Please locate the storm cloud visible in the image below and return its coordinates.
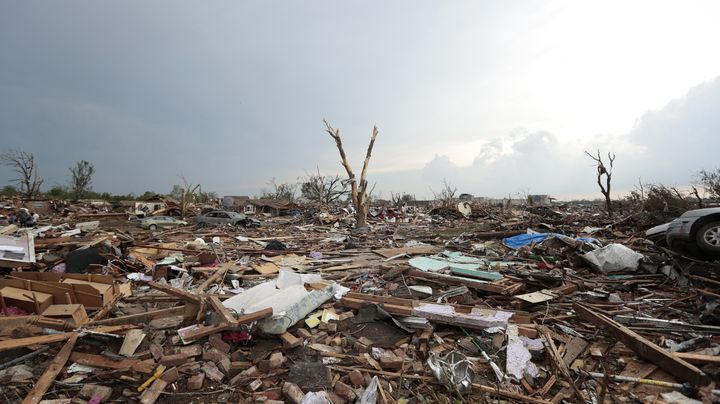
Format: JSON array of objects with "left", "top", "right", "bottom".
[{"left": 1, "top": 1, "right": 719, "bottom": 199}]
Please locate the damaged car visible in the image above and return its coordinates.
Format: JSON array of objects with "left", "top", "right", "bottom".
[
  {"left": 193, "top": 210, "right": 261, "bottom": 228},
  {"left": 646, "top": 207, "right": 720, "bottom": 257},
  {"left": 137, "top": 215, "right": 188, "bottom": 231}
]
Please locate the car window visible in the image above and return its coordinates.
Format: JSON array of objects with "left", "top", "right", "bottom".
[
  {"left": 218, "top": 213, "right": 230, "bottom": 218},
  {"left": 206, "top": 212, "right": 217, "bottom": 218}
]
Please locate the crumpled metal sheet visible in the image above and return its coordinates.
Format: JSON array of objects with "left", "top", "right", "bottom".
[{"left": 427, "top": 351, "right": 475, "bottom": 392}]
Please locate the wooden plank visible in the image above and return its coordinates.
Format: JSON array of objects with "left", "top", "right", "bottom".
[
  {"left": 538, "top": 326, "right": 584, "bottom": 400},
  {"left": 0, "top": 333, "right": 73, "bottom": 352},
  {"left": 252, "top": 262, "right": 279, "bottom": 275},
  {"left": 407, "top": 269, "right": 512, "bottom": 294},
  {"left": 22, "top": 333, "right": 78, "bottom": 404},
  {"left": 139, "top": 378, "right": 168, "bottom": 404},
  {"left": 196, "top": 261, "right": 234, "bottom": 292},
  {"left": 147, "top": 282, "right": 201, "bottom": 303},
  {"left": 562, "top": 337, "right": 589, "bottom": 366},
  {"left": 119, "top": 329, "right": 146, "bottom": 357},
  {"left": 87, "top": 306, "right": 185, "bottom": 326},
  {"left": 178, "top": 307, "right": 273, "bottom": 342},
  {"left": 69, "top": 352, "right": 155, "bottom": 374},
  {"left": 573, "top": 302, "right": 708, "bottom": 385},
  {"left": 675, "top": 352, "right": 720, "bottom": 365},
  {"left": 372, "top": 245, "right": 439, "bottom": 258},
  {"left": 208, "top": 295, "right": 238, "bottom": 325}
]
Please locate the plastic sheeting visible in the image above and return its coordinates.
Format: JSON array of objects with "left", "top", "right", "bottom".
[
  {"left": 582, "top": 243, "right": 644, "bottom": 273},
  {"left": 223, "top": 269, "right": 335, "bottom": 334}
]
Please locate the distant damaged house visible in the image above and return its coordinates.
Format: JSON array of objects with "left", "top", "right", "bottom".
[
  {"left": 223, "top": 196, "right": 299, "bottom": 216},
  {"left": 527, "top": 194, "right": 553, "bottom": 206},
  {"left": 116, "top": 194, "right": 181, "bottom": 217}
]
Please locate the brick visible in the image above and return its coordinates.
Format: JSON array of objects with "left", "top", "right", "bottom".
[
  {"left": 186, "top": 373, "right": 204, "bottom": 390},
  {"left": 296, "top": 328, "right": 312, "bottom": 339},
  {"left": 348, "top": 369, "right": 364, "bottom": 387},
  {"left": 178, "top": 344, "right": 203, "bottom": 357},
  {"left": 229, "top": 365, "right": 259, "bottom": 385},
  {"left": 281, "top": 332, "right": 302, "bottom": 349},
  {"left": 160, "top": 367, "right": 179, "bottom": 384},
  {"left": 309, "top": 331, "right": 327, "bottom": 342},
  {"left": 241, "top": 365, "right": 260, "bottom": 378},
  {"left": 218, "top": 357, "right": 231, "bottom": 375},
  {"left": 252, "top": 388, "right": 282, "bottom": 401},
  {"left": 159, "top": 354, "right": 189, "bottom": 367},
  {"left": 334, "top": 381, "right": 356, "bottom": 401},
  {"left": 177, "top": 361, "right": 201, "bottom": 373},
  {"left": 282, "top": 382, "right": 305, "bottom": 404},
  {"left": 327, "top": 392, "right": 348, "bottom": 404},
  {"left": 202, "top": 347, "right": 229, "bottom": 363},
  {"left": 149, "top": 344, "right": 163, "bottom": 361},
  {"left": 338, "top": 311, "right": 354, "bottom": 321},
  {"left": 249, "top": 378, "right": 262, "bottom": 391},
  {"left": 229, "top": 361, "right": 252, "bottom": 373},
  {"left": 208, "top": 334, "right": 231, "bottom": 354},
  {"left": 230, "top": 349, "right": 246, "bottom": 362},
  {"left": 201, "top": 361, "right": 225, "bottom": 383},
  {"left": 78, "top": 384, "right": 113, "bottom": 401}
]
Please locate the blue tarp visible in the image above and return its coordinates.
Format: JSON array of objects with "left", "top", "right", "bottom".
[{"left": 502, "top": 232, "right": 595, "bottom": 250}]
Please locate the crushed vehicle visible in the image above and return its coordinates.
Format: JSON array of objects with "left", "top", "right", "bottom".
[
  {"left": 646, "top": 207, "right": 720, "bottom": 257},
  {"left": 193, "top": 209, "right": 261, "bottom": 227},
  {"left": 136, "top": 215, "right": 188, "bottom": 230}
]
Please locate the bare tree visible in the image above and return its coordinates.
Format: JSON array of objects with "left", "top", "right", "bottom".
[
  {"left": 0, "top": 149, "right": 43, "bottom": 199},
  {"left": 698, "top": 168, "right": 720, "bottom": 200},
  {"left": 323, "top": 120, "right": 378, "bottom": 228},
  {"left": 261, "top": 178, "right": 297, "bottom": 201},
  {"left": 585, "top": 150, "right": 615, "bottom": 217},
  {"left": 301, "top": 168, "right": 348, "bottom": 206},
  {"left": 175, "top": 176, "right": 201, "bottom": 219},
  {"left": 390, "top": 192, "right": 415, "bottom": 208},
  {"left": 69, "top": 160, "right": 95, "bottom": 200},
  {"left": 691, "top": 186, "right": 704, "bottom": 208},
  {"left": 432, "top": 179, "right": 457, "bottom": 208}
]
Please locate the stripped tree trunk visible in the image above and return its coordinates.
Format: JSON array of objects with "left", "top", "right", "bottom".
[
  {"left": 323, "top": 120, "right": 379, "bottom": 228},
  {"left": 585, "top": 150, "right": 615, "bottom": 218}
]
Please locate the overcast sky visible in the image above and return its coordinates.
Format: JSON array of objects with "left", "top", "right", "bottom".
[{"left": 1, "top": 1, "right": 719, "bottom": 200}]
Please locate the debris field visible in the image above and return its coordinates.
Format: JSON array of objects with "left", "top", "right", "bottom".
[{"left": 0, "top": 200, "right": 719, "bottom": 404}]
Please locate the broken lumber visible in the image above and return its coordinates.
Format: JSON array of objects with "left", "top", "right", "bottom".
[
  {"left": 0, "top": 332, "right": 74, "bottom": 352},
  {"left": 574, "top": 302, "right": 708, "bottom": 385},
  {"left": 22, "top": 333, "right": 78, "bottom": 404},
  {"left": 69, "top": 352, "right": 155, "bottom": 374},
  {"left": 87, "top": 306, "right": 185, "bottom": 326}
]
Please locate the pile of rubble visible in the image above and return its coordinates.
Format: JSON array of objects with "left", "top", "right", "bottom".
[{"left": 0, "top": 202, "right": 719, "bottom": 404}]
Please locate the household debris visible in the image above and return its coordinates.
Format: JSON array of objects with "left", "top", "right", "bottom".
[{"left": 0, "top": 196, "right": 718, "bottom": 403}]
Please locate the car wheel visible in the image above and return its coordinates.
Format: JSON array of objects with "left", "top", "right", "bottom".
[
  {"left": 696, "top": 221, "right": 720, "bottom": 254},
  {"left": 149, "top": 224, "right": 157, "bottom": 231},
  {"left": 235, "top": 221, "right": 246, "bottom": 228}
]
